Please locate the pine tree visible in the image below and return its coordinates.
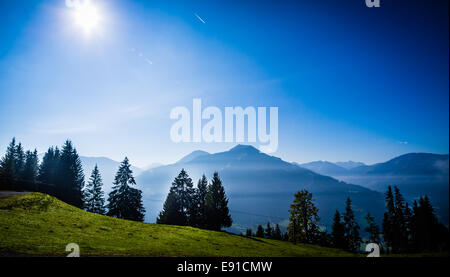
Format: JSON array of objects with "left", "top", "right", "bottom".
[
  {"left": 245, "top": 228, "right": 253, "bottom": 237},
  {"left": 394, "top": 186, "right": 410, "bottom": 252},
  {"left": 57, "top": 140, "right": 84, "bottom": 207},
  {"left": 413, "top": 196, "right": 435, "bottom": 251},
  {"left": 273, "top": 224, "right": 282, "bottom": 240},
  {"left": 331, "top": 210, "right": 346, "bottom": 249},
  {"left": 288, "top": 189, "right": 320, "bottom": 244},
  {"left": 0, "top": 138, "right": 18, "bottom": 185},
  {"left": 256, "top": 225, "right": 265, "bottom": 238},
  {"left": 157, "top": 190, "right": 184, "bottom": 224},
  {"left": 410, "top": 200, "right": 420, "bottom": 248},
  {"left": 205, "top": 172, "right": 232, "bottom": 230},
  {"left": 382, "top": 186, "right": 395, "bottom": 253},
  {"left": 107, "top": 157, "right": 145, "bottom": 222},
  {"left": 21, "top": 149, "right": 39, "bottom": 183},
  {"left": 14, "top": 142, "right": 25, "bottom": 178},
  {"left": 382, "top": 186, "right": 411, "bottom": 253},
  {"left": 404, "top": 202, "right": 413, "bottom": 249},
  {"left": 37, "top": 147, "right": 60, "bottom": 186},
  {"left": 197, "top": 175, "right": 208, "bottom": 224},
  {"left": 190, "top": 175, "right": 208, "bottom": 228},
  {"left": 157, "top": 169, "right": 195, "bottom": 226},
  {"left": 343, "top": 198, "right": 361, "bottom": 252},
  {"left": 410, "top": 196, "right": 449, "bottom": 252},
  {"left": 265, "top": 222, "right": 273, "bottom": 239},
  {"left": 364, "top": 213, "right": 380, "bottom": 244},
  {"left": 315, "top": 229, "right": 332, "bottom": 247},
  {"left": 175, "top": 169, "right": 195, "bottom": 222},
  {"left": 83, "top": 165, "right": 106, "bottom": 215}
]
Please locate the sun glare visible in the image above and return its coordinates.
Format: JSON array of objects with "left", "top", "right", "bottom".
[{"left": 72, "top": 0, "right": 101, "bottom": 35}]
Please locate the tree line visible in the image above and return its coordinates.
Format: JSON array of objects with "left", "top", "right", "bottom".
[
  {"left": 246, "top": 222, "right": 288, "bottom": 241},
  {"left": 157, "top": 169, "right": 232, "bottom": 231},
  {"left": 0, "top": 138, "right": 233, "bottom": 231},
  {"left": 0, "top": 138, "right": 145, "bottom": 222},
  {"left": 382, "top": 186, "right": 448, "bottom": 253},
  {"left": 1, "top": 137, "right": 448, "bottom": 252},
  {"left": 278, "top": 187, "right": 448, "bottom": 253}
]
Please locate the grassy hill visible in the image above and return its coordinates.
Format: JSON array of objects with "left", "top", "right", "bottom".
[{"left": 0, "top": 192, "right": 354, "bottom": 257}]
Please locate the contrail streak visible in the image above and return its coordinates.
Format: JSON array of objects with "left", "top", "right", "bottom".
[{"left": 194, "top": 13, "right": 206, "bottom": 24}]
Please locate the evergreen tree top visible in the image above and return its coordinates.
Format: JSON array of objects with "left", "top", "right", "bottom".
[
  {"left": 6, "top": 137, "right": 16, "bottom": 152},
  {"left": 4, "top": 138, "right": 16, "bottom": 158},
  {"left": 198, "top": 175, "right": 208, "bottom": 187},
  {"left": 89, "top": 164, "right": 103, "bottom": 183},
  {"left": 171, "top": 168, "right": 193, "bottom": 189},
  {"left": 61, "top": 140, "right": 74, "bottom": 152},
  {"left": 113, "top": 157, "right": 136, "bottom": 187}
]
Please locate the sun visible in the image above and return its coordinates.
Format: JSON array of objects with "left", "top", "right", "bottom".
[{"left": 72, "top": 0, "right": 101, "bottom": 35}]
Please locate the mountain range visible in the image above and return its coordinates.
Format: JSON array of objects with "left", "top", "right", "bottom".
[
  {"left": 334, "top": 161, "right": 366, "bottom": 170},
  {"left": 299, "top": 153, "right": 449, "bottom": 225},
  {"left": 60, "top": 147, "right": 448, "bottom": 234},
  {"left": 136, "top": 145, "right": 386, "bottom": 233}
]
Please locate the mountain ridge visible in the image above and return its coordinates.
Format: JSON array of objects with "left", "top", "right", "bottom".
[
  {"left": 136, "top": 145, "right": 386, "bottom": 233},
  {"left": 335, "top": 161, "right": 366, "bottom": 170},
  {"left": 297, "top": 152, "right": 449, "bottom": 225}
]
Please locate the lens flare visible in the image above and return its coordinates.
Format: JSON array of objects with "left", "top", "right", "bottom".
[{"left": 72, "top": 0, "right": 101, "bottom": 35}]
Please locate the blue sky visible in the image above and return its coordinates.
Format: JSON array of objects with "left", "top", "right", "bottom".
[{"left": 0, "top": 0, "right": 448, "bottom": 167}]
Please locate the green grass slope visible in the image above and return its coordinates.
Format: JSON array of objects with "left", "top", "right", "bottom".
[{"left": 0, "top": 192, "right": 354, "bottom": 257}]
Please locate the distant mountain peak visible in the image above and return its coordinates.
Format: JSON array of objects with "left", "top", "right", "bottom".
[
  {"left": 229, "top": 144, "right": 260, "bottom": 153},
  {"left": 393, "top": 152, "right": 449, "bottom": 159},
  {"left": 365, "top": 152, "right": 449, "bottom": 176},
  {"left": 299, "top": 160, "right": 349, "bottom": 176},
  {"left": 177, "top": 150, "right": 210, "bottom": 164},
  {"left": 335, "top": 161, "right": 366, "bottom": 170}
]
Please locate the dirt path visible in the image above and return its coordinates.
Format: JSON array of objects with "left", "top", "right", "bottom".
[{"left": 0, "top": 191, "right": 31, "bottom": 199}]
